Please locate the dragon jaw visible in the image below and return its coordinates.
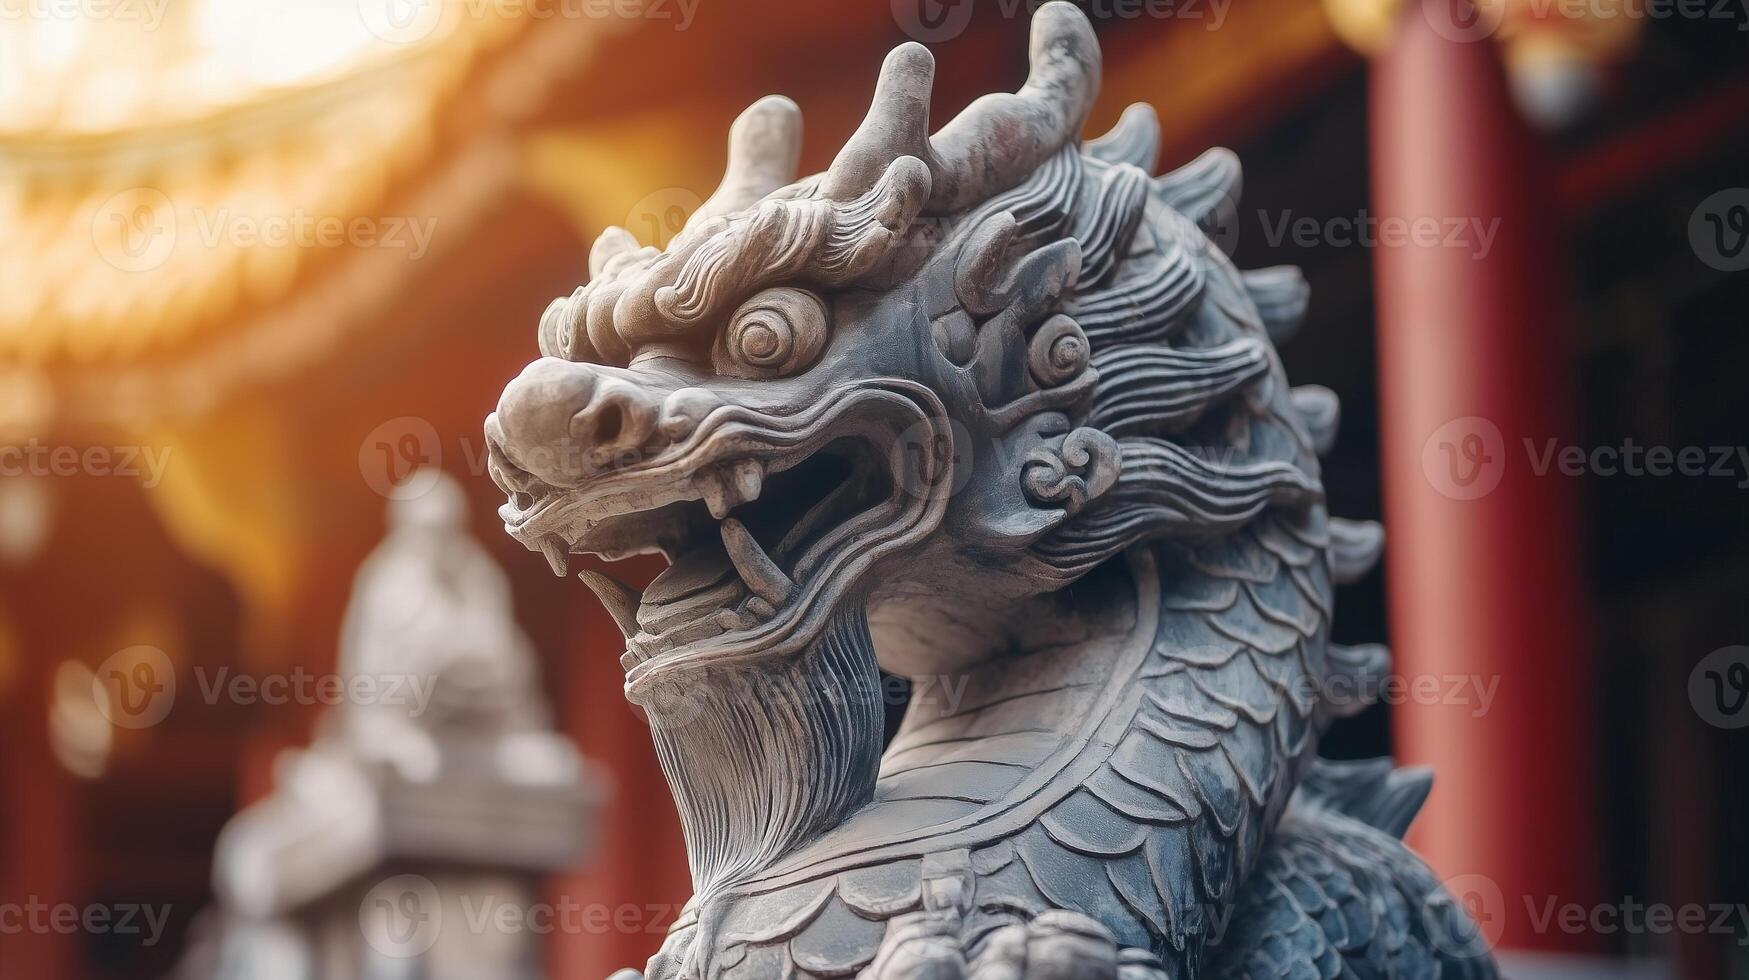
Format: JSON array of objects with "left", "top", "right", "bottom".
[{"left": 489, "top": 371, "right": 950, "bottom": 697}]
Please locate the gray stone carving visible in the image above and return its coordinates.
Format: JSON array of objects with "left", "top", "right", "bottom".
[
  {"left": 176, "top": 470, "right": 604, "bottom": 980},
  {"left": 484, "top": 5, "right": 1498, "bottom": 977}
]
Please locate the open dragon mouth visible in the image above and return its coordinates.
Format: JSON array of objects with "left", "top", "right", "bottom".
[{"left": 494, "top": 383, "right": 947, "bottom": 690}]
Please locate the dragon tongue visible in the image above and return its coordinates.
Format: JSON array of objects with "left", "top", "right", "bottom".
[
  {"left": 720, "top": 518, "right": 794, "bottom": 607},
  {"left": 645, "top": 538, "right": 735, "bottom": 605}
]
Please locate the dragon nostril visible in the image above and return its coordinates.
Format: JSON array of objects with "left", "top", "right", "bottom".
[{"left": 595, "top": 402, "right": 624, "bottom": 444}]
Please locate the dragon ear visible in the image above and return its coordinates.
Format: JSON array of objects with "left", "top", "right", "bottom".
[{"left": 684, "top": 95, "right": 804, "bottom": 234}]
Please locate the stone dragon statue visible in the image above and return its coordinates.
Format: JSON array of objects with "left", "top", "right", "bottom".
[{"left": 484, "top": 6, "right": 1497, "bottom": 977}]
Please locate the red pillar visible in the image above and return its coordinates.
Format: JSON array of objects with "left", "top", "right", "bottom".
[
  {"left": 0, "top": 659, "right": 81, "bottom": 977},
  {"left": 1370, "top": 0, "right": 1606, "bottom": 955}
]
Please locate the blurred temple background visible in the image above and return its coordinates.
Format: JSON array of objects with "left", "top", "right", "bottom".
[{"left": 0, "top": 0, "right": 1746, "bottom": 977}]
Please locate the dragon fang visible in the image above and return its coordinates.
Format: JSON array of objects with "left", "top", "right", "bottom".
[{"left": 485, "top": 5, "right": 1498, "bottom": 977}]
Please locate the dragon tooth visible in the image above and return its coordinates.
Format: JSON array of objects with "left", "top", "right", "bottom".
[
  {"left": 697, "top": 469, "right": 735, "bottom": 520},
  {"left": 730, "top": 459, "right": 764, "bottom": 503},
  {"left": 577, "top": 569, "right": 644, "bottom": 639},
  {"left": 540, "top": 536, "right": 570, "bottom": 577},
  {"left": 720, "top": 518, "right": 795, "bottom": 607}
]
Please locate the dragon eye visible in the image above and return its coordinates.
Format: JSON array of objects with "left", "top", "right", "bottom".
[{"left": 715, "top": 288, "right": 828, "bottom": 378}]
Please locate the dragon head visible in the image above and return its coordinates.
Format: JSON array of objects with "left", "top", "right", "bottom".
[{"left": 486, "top": 2, "right": 1323, "bottom": 891}]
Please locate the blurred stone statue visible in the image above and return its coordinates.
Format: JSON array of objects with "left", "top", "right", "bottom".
[{"left": 174, "top": 470, "right": 604, "bottom": 980}]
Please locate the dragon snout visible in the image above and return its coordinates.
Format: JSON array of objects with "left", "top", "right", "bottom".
[{"left": 489, "top": 356, "right": 722, "bottom": 490}]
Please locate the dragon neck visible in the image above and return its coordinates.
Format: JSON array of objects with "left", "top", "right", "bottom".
[
  {"left": 879, "top": 552, "right": 1149, "bottom": 783},
  {"left": 641, "top": 607, "right": 885, "bottom": 901}
]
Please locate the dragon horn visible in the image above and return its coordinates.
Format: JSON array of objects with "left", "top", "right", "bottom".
[
  {"left": 684, "top": 95, "right": 804, "bottom": 233},
  {"left": 924, "top": 0, "right": 1100, "bottom": 215},
  {"left": 823, "top": 1, "right": 1099, "bottom": 215},
  {"left": 821, "top": 41, "right": 938, "bottom": 201}
]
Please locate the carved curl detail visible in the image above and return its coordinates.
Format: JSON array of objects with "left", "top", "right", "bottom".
[
  {"left": 1027, "top": 315, "right": 1090, "bottom": 389},
  {"left": 1020, "top": 427, "right": 1120, "bottom": 517}
]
